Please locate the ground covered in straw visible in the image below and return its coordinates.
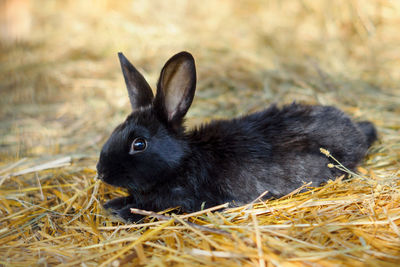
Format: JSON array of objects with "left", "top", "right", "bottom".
[{"left": 1, "top": 1, "right": 399, "bottom": 266}]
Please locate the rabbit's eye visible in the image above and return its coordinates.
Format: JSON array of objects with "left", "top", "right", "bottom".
[{"left": 130, "top": 137, "right": 147, "bottom": 154}]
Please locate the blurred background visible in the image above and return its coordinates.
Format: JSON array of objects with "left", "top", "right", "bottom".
[{"left": 1, "top": 0, "right": 399, "bottom": 165}]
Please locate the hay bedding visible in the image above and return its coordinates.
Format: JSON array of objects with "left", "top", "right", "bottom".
[
  {"left": 1, "top": 155, "right": 399, "bottom": 266},
  {"left": 1, "top": 0, "right": 400, "bottom": 266}
]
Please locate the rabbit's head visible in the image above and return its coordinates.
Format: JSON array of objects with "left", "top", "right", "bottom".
[{"left": 96, "top": 52, "right": 196, "bottom": 192}]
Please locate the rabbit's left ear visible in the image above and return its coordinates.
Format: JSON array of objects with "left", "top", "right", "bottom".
[
  {"left": 155, "top": 51, "right": 196, "bottom": 127},
  {"left": 118, "top": 52, "right": 154, "bottom": 110}
]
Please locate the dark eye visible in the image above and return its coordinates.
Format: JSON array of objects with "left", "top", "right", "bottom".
[{"left": 130, "top": 137, "right": 147, "bottom": 154}]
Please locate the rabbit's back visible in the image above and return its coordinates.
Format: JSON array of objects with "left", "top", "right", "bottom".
[{"left": 187, "top": 103, "right": 372, "bottom": 203}]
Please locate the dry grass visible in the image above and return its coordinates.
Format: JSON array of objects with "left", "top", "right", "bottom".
[{"left": 1, "top": 0, "right": 399, "bottom": 266}]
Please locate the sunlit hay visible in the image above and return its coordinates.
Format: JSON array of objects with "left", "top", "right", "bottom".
[
  {"left": 0, "top": 154, "right": 399, "bottom": 266},
  {"left": 1, "top": 0, "right": 400, "bottom": 266}
]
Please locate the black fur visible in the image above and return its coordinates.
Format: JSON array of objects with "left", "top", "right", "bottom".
[{"left": 97, "top": 51, "right": 377, "bottom": 222}]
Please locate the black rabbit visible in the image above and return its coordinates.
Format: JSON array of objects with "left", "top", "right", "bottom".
[{"left": 96, "top": 51, "right": 377, "bottom": 222}]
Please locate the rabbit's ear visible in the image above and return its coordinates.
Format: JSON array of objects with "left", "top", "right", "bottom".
[
  {"left": 118, "top": 52, "right": 154, "bottom": 110},
  {"left": 155, "top": 52, "right": 196, "bottom": 126}
]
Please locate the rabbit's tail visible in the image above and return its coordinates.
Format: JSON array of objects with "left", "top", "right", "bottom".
[{"left": 357, "top": 121, "right": 377, "bottom": 147}]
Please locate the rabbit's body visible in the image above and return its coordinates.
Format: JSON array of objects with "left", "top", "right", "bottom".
[
  {"left": 97, "top": 51, "right": 376, "bottom": 222},
  {"left": 185, "top": 104, "right": 374, "bottom": 204}
]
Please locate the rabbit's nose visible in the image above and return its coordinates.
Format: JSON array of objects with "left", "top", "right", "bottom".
[{"left": 96, "top": 162, "right": 104, "bottom": 180}]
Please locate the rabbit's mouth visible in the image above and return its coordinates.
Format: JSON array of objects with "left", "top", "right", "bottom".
[
  {"left": 96, "top": 172, "right": 123, "bottom": 187},
  {"left": 96, "top": 172, "right": 105, "bottom": 181},
  {"left": 97, "top": 171, "right": 156, "bottom": 193}
]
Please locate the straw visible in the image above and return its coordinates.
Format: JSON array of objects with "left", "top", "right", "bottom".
[{"left": 1, "top": 0, "right": 399, "bottom": 266}]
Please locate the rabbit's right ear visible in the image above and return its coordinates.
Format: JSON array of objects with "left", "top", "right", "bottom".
[
  {"left": 118, "top": 53, "right": 154, "bottom": 110},
  {"left": 155, "top": 52, "right": 196, "bottom": 128}
]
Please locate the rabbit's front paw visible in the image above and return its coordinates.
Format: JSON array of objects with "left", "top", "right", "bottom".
[
  {"left": 103, "top": 196, "right": 134, "bottom": 211},
  {"left": 114, "top": 206, "right": 145, "bottom": 223},
  {"left": 103, "top": 197, "right": 145, "bottom": 223}
]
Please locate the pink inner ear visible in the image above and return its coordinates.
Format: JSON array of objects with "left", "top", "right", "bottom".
[{"left": 163, "top": 60, "right": 192, "bottom": 121}]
